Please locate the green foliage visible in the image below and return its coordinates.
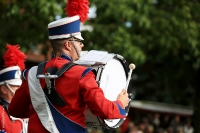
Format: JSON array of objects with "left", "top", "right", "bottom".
[
  {"left": 0, "top": 0, "right": 65, "bottom": 51},
  {"left": 85, "top": 0, "right": 200, "bottom": 106},
  {"left": 1, "top": 0, "right": 200, "bottom": 106}
]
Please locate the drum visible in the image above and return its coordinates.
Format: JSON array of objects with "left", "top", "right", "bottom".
[{"left": 80, "top": 53, "right": 129, "bottom": 129}]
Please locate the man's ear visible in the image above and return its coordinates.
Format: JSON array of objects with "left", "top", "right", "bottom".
[
  {"left": 64, "top": 41, "right": 71, "bottom": 51},
  {"left": 0, "top": 85, "right": 7, "bottom": 95}
]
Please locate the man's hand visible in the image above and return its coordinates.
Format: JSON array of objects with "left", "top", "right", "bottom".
[{"left": 116, "top": 89, "right": 129, "bottom": 107}]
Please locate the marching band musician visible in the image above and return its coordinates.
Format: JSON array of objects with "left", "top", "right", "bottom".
[
  {"left": 8, "top": 0, "right": 129, "bottom": 133},
  {"left": 0, "top": 44, "right": 27, "bottom": 133}
]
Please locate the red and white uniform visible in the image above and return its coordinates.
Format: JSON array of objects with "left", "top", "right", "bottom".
[
  {"left": 0, "top": 98, "right": 23, "bottom": 133},
  {"left": 8, "top": 54, "right": 126, "bottom": 133}
]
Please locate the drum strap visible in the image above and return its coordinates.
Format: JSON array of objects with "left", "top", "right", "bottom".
[
  {"left": 37, "top": 62, "right": 76, "bottom": 107},
  {"left": 37, "top": 62, "right": 76, "bottom": 78}
]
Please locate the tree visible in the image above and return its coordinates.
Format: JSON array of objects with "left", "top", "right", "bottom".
[
  {"left": 86, "top": 0, "right": 200, "bottom": 105},
  {"left": 0, "top": 0, "right": 65, "bottom": 52}
]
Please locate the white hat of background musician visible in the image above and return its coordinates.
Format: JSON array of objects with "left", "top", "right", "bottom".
[
  {"left": 47, "top": 0, "right": 90, "bottom": 41},
  {"left": 0, "top": 44, "right": 27, "bottom": 87},
  {"left": 0, "top": 66, "right": 21, "bottom": 86}
]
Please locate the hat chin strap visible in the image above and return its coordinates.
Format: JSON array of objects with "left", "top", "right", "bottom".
[
  {"left": 4, "top": 81, "right": 15, "bottom": 94},
  {"left": 70, "top": 36, "right": 80, "bottom": 58}
]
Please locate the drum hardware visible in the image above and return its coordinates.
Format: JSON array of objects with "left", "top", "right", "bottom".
[
  {"left": 96, "top": 65, "right": 104, "bottom": 82},
  {"left": 126, "top": 93, "right": 134, "bottom": 115},
  {"left": 115, "top": 54, "right": 126, "bottom": 64},
  {"left": 37, "top": 73, "right": 58, "bottom": 78},
  {"left": 114, "top": 55, "right": 129, "bottom": 78},
  {"left": 38, "top": 72, "right": 59, "bottom": 94},
  {"left": 115, "top": 54, "right": 124, "bottom": 60},
  {"left": 105, "top": 119, "right": 113, "bottom": 122},
  {"left": 86, "top": 122, "right": 107, "bottom": 129},
  {"left": 96, "top": 81, "right": 100, "bottom": 86}
]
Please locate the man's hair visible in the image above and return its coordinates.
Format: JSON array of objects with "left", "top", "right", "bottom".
[{"left": 50, "top": 38, "right": 68, "bottom": 52}]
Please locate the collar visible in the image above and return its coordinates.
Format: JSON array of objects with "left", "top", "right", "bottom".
[
  {"left": 51, "top": 53, "right": 72, "bottom": 62},
  {"left": 0, "top": 97, "right": 10, "bottom": 109}
]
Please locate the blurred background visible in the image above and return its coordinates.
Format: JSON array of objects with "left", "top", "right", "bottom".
[{"left": 0, "top": 0, "right": 200, "bottom": 133}]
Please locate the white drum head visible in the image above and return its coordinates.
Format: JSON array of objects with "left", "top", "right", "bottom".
[{"left": 99, "top": 58, "right": 127, "bottom": 127}]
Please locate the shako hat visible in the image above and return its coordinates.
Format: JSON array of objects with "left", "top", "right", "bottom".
[
  {"left": 48, "top": 0, "right": 90, "bottom": 40},
  {"left": 0, "top": 44, "right": 27, "bottom": 86}
]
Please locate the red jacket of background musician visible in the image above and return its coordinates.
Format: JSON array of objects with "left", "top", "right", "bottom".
[
  {"left": 8, "top": 56, "right": 126, "bottom": 133},
  {"left": 0, "top": 106, "right": 23, "bottom": 133}
]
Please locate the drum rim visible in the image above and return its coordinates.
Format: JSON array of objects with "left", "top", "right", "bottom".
[
  {"left": 85, "top": 54, "right": 131, "bottom": 129},
  {"left": 100, "top": 54, "right": 130, "bottom": 128}
]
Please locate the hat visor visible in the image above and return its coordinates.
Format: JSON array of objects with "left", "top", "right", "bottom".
[
  {"left": 5, "top": 79, "right": 22, "bottom": 86},
  {"left": 49, "top": 32, "right": 84, "bottom": 40},
  {"left": 73, "top": 33, "right": 84, "bottom": 40}
]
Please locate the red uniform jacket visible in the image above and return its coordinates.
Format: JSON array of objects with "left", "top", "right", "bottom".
[
  {"left": 8, "top": 54, "right": 126, "bottom": 133},
  {"left": 0, "top": 102, "right": 23, "bottom": 133}
]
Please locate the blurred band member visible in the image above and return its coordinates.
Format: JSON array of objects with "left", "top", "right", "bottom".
[{"left": 0, "top": 44, "right": 27, "bottom": 133}]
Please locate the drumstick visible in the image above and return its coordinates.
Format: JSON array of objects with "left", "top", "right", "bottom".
[{"left": 125, "top": 63, "right": 136, "bottom": 90}]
